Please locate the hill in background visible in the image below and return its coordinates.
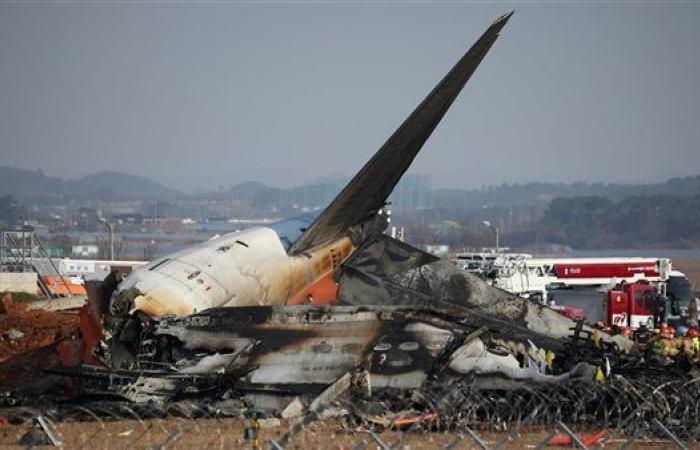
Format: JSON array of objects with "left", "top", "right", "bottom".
[{"left": 0, "top": 167, "right": 182, "bottom": 203}]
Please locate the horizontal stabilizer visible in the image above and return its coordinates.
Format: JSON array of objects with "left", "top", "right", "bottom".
[{"left": 289, "top": 12, "right": 512, "bottom": 255}]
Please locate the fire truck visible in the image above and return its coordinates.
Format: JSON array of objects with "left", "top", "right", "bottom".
[
  {"left": 489, "top": 257, "right": 673, "bottom": 297},
  {"left": 606, "top": 281, "right": 659, "bottom": 329},
  {"left": 484, "top": 256, "right": 695, "bottom": 329}
]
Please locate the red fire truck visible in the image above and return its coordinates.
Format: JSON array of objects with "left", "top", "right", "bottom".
[
  {"left": 606, "top": 281, "right": 658, "bottom": 329},
  {"left": 486, "top": 256, "right": 694, "bottom": 330},
  {"left": 547, "top": 279, "right": 690, "bottom": 331},
  {"left": 547, "top": 268, "right": 694, "bottom": 330}
]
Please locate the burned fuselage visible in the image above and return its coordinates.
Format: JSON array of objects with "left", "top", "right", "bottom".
[
  {"left": 91, "top": 304, "right": 603, "bottom": 405},
  {"left": 110, "top": 225, "right": 354, "bottom": 319}
]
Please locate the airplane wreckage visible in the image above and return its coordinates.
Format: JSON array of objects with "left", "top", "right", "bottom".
[{"left": 33, "top": 12, "right": 700, "bottom": 432}]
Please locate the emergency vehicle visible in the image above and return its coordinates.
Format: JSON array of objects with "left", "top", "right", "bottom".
[{"left": 477, "top": 255, "right": 695, "bottom": 330}]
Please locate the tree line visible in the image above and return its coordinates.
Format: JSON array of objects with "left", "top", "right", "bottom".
[{"left": 542, "top": 194, "right": 700, "bottom": 248}]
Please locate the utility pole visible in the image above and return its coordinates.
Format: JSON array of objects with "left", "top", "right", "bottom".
[
  {"left": 482, "top": 220, "right": 499, "bottom": 253},
  {"left": 100, "top": 217, "right": 114, "bottom": 260}
]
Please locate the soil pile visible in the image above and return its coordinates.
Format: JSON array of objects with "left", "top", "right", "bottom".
[{"left": 0, "top": 295, "right": 79, "bottom": 389}]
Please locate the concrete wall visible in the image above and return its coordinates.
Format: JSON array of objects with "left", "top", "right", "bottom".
[{"left": 0, "top": 272, "right": 37, "bottom": 294}]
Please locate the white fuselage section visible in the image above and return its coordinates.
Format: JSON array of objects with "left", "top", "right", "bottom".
[{"left": 114, "top": 226, "right": 353, "bottom": 318}]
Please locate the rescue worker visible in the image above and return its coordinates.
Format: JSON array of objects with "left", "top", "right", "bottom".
[
  {"left": 635, "top": 323, "right": 651, "bottom": 344},
  {"left": 650, "top": 328, "right": 665, "bottom": 357},
  {"left": 652, "top": 326, "right": 680, "bottom": 358},
  {"left": 658, "top": 296, "right": 671, "bottom": 325},
  {"left": 675, "top": 326, "right": 694, "bottom": 359},
  {"left": 687, "top": 327, "right": 700, "bottom": 361},
  {"left": 620, "top": 326, "right": 632, "bottom": 340}
]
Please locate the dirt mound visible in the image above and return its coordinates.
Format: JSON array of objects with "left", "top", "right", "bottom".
[{"left": 0, "top": 295, "right": 79, "bottom": 389}]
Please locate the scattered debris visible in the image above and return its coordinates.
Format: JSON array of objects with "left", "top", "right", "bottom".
[
  {"left": 19, "top": 415, "right": 62, "bottom": 447},
  {"left": 548, "top": 429, "right": 608, "bottom": 447},
  {"left": 2, "top": 329, "right": 23, "bottom": 342},
  {"left": 281, "top": 397, "right": 304, "bottom": 419},
  {"left": 259, "top": 418, "right": 281, "bottom": 429}
]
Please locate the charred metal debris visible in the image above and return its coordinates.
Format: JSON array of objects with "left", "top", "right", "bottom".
[
  {"left": 0, "top": 305, "right": 697, "bottom": 444},
  {"left": 31, "top": 299, "right": 700, "bottom": 436},
  {"left": 12, "top": 236, "right": 699, "bottom": 437}
]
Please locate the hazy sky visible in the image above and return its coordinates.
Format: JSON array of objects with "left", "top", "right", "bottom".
[{"left": 1, "top": 2, "right": 699, "bottom": 192}]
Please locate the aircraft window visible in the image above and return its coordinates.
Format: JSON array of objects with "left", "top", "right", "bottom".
[
  {"left": 187, "top": 270, "right": 201, "bottom": 280},
  {"left": 235, "top": 240, "right": 249, "bottom": 247}
]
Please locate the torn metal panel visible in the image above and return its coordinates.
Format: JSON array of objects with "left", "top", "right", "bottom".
[
  {"left": 91, "top": 304, "right": 589, "bottom": 406},
  {"left": 448, "top": 339, "right": 595, "bottom": 383},
  {"left": 337, "top": 235, "right": 633, "bottom": 352},
  {"left": 151, "top": 306, "right": 462, "bottom": 388}
]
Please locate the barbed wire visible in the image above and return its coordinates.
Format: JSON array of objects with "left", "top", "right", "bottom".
[{"left": 1, "top": 373, "right": 698, "bottom": 448}]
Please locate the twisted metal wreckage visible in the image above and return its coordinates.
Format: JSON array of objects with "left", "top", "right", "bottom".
[{"left": 21, "top": 12, "right": 700, "bottom": 438}]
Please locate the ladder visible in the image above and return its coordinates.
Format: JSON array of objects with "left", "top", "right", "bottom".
[
  {"left": 33, "top": 234, "right": 73, "bottom": 297},
  {"left": 3, "top": 233, "right": 54, "bottom": 298},
  {"left": 2, "top": 231, "right": 73, "bottom": 299}
]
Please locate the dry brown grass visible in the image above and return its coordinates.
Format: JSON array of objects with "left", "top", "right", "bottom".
[
  {"left": 0, "top": 417, "right": 679, "bottom": 449},
  {"left": 674, "top": 259, "right": 700, "bottom": 293}
]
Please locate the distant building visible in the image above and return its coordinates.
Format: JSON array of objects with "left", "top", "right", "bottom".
[
  {"left": 424, "top": 244, "right": 450, "bottom": 257},
  {"left": 112, "top": 213, "right": 144, "bottom": 225},
  {"left": 72, "top": 244, "right": 99, "bottom": 258},
  {"left": 75, "top": 207, "right": 100, "bottom": 231},
  {"left": 390, "top": 175, "right": 434, "bottom": 210}
]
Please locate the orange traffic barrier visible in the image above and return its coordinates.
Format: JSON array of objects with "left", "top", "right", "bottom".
[
  {"left": 41, "top": 276, "right": 87, "bottom": 297},
  {"left": 548, "top": 429, "right": 608, "bottom": 446},
  {"left": 393, "top": 413, "right": 439, "bottom": 428}
]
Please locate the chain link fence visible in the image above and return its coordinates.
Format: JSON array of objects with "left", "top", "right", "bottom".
[{"left": 3, "top": 373, "right": 698, "bottom": 449}]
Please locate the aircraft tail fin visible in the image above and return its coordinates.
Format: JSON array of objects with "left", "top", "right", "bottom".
[{"left": 289, "top": 12, "right": 512, "bottom": 255}]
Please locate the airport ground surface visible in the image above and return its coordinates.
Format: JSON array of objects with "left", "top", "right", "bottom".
[{"left": 0, "top": 417, "right": 692, "bottom": 449}]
